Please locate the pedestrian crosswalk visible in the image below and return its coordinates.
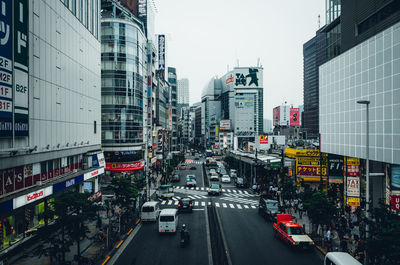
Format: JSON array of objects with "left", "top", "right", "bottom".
[
  {"left": 173, "top": 185, "right": 253, "bottom": 196},
  {"left": 158, "top": 199, "right": 257, "bottom": 210},
  {"left": 184, "top": 160, "right": 203, "bottom": 165}
]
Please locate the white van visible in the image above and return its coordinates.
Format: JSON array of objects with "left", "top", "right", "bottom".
[
  {"left": 141, "top": 201, "right": 160, "bottom": 222},
  {"left": 324, "top": 252, "right": 362, "bottom": 265},
  {"left": 158, "top": 208, "right": 178, "bottom": 233}
]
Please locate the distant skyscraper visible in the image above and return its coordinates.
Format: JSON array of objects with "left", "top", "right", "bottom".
[{"left": 177, "top": 79, "right": 189, "bottom": 105}]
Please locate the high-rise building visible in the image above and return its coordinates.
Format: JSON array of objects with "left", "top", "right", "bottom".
[
  {"left": 168, "top": 67, "right": 178, "bottom": 151},
  {"left": 101, "top": 0, "right": 148, "bottom": 176},
  {"left": 303, "top": 28, "right": 327, "bottom": 139},
  {"left": 0, "top": 0, "right": 104, "bottom": 251},
  {"left": 319, "top": 0, "right": 400, "bottom": 208},
  {"left": 177, "top": 79, "right": 189, "bottom": 105}
]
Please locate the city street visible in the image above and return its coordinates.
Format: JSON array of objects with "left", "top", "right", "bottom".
[{"left": 112, "top": 157, "right": 322, "bottom": 265}]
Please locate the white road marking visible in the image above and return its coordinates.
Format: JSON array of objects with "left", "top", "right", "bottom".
[
  {"left": 232, "top": 190, "right": 237, "bottom": 193},
  {"left": 196, "top": 187, "right": 199, "bottom": 190},
  {"left": 192, "top": 209, "right": 205, "bottom": 211},
  {"left": 208, "top": 202, "right": 211, "bottom": 205},
  {"left": 251, "top": 205, "right": 256, "bottom": 209},
  {"left": 243, "top": 205, "right": 249, "bottom": 209},
  {"left": 175, "top": 196, "right": 181, "bottom": 200},
  {"left": 168, "top": 200, "right": 173, "bottom": 205},
  {"left": 238, "top": 190, "right": 243, "bottom": 194},
  {"left": 161, "top": 201, "right": 166, "bottom": 205},
  {"left": 201, "top": 187, "right": 204, "bottom": 191},
  {"left": 222, "top": 203, "right": 227, "bottom": 208},
  {"left": 236, "top": 204, "right": 242, "bottom": 209},
  {"left": 222, "top": 189, "right": 226, "bottom": 192},
  {"left": 172, "top": 197, "right": 178, "bottom": 201},
  {"left": 174, "top": 201, "right": 179, "bottom": 205},
  {"left": 243, "top": 191, "right": 249, "bottom": 194},
  {"left": 229, "top": 204, "right": 235, "bottom": 208},
  {"left": 201, "top": 202, "right": 205, "bottom": 206},
  {"left": 215, "top": 202, "right": 220, "bottom": 207},
  {"left": 226, "top": 189, "right": 231, "bottom": 193},
  {"left": 195, "top": 201, "right": 199, "bottom": 206}
]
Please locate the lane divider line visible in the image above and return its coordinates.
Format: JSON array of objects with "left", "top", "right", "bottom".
[
  {"left": 115, "top": 240, "right": 124, "bottom": 249},
  {"left": 136, "top": 218, "right": 140, "bottom": 225},
  {"left": 315, "top": 244, "right": 327, "bottom": 255},
  {"left": 127, "top": 228, "right": 133, "bottom": 235},
  {"left": 101, "top": 256, "right": 110, "bottom": 265}
]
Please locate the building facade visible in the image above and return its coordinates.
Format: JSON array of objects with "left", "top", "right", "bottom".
[
  {"left": 168, "top": 67, "right": 178, "bottom": 151},
  {"left": 100, "top": 0, "right": 148, "bottom": 177},
  {"left": 0, "top": 0, "right": 104, "bottom": 251},
  {"left": 320, "top": 0, "right": 400, "bottom": 209},
  {"left": 303, "top": 28, "right": 327, "bottom": 139}
]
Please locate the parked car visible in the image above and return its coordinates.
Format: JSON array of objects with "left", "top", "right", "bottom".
[
  {"left": 208, "top": 183, "right": 222, "bottom": 196},
  {"left": 234, "top": 177, "right": 246, "bottom": 188},
  {"left": 221, "top": 175, "right": 231, "bottom": 183},
  {"left": 258, "top": 197, "right": 280, "bottom": 221},
  {"left": 171, "top": 174, "right": 180, "bottom": 182},
  {"left": 178, "top": 198, "right": 193, "bottom": 212}
]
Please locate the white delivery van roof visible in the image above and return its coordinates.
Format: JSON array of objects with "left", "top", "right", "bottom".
[
  {"left": 325, "top": 252, "right": 362, "bottom": 265},
  {"left": 160, "top": 208, "right": 178, "bottom": 216},
  {"left": 142, "top": 201, "right": 159, "bottom": 208}
]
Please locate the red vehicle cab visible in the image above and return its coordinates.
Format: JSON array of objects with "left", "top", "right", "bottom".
[{"left": 273, "top": 214, "right": 314, "bottom": 249}]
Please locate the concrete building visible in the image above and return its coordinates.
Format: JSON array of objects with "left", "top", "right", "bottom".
[
  {"left": 263, "top": 119, "right": 273, "bottom": 134},
  {"left": 0, "top": 0, "right": 104, "bottom": 252},
  {"left": 168, "top": 67, "right": 178, "bottom": 151},
  {"left": 319, "top": 0, "right": 400, "bottom": 208},
  {"left": 101, "top": 0, "right": 148, "bottom": 177}
]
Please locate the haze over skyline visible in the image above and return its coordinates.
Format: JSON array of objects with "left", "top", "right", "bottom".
[{"left": 155, "top": 0, "right": 325, "bottom": 119}]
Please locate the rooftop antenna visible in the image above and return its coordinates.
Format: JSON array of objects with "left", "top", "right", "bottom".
[{"left": 318, "top": 14, "right": 321, "bottom": 29}]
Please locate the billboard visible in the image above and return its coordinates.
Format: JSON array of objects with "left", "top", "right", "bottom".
[
  {"left": 234, "top": 68, "right": 263, "bottom": 89},
  {"left": 345, "top": 157, "right": 360, "bottom": 177},
  {"left": 258, "top": 135, "right": 270, "bottom": 150},
  {"left": 290, "top": 108, "right": 300, "bottom": 127},
  {"left": 234, "top": 96, "right": 254, "bottom": 109},
  {"left": 347, "top": 177, "right": 360, "bottom": 197},
  {"left": 219, "top": 120, "right": 231, "bottom": 131},
  {"left": 158, "top": 34, "right": 165, "bottom": 70},
  {"left": 296, "top": 150, "right": 328, "bottom": 177},
  {"left": 273, "top": 106, "right": 280, "bottom": 127},
  {"left": 280, "top": 105, "right": 290, "bottom": 126},
  {"left": 391, "top": 165, "right": 400, "bottom": 190},
  {"left": 328, "top": 154, "right": 344, "bottom": 183},
  {"left": 392, "top": 195, "right": 400, "bottom": 211},
  {"left": 0, "top": 0, "right": 13, "bottom": 137}
]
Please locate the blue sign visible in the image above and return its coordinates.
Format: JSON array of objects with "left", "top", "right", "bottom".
[
  {"left": 53, "top": 175, "right": 84, "bottom": 193},
  {"left": 158, "top": 35, "right": 165, "bottom": 70},
  {"left": 392, "top": 165, "right": 400, "bottom": 190},
  {"left": 0, "top": 0, "right": 13, "bottom": 137}
]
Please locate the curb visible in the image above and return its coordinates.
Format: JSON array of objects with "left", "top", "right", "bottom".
[
  {"left": 100, "top": 218, "right": 141, "bottom": 265},
  {"left": 315, "top": 244, "right": 327, "bottom": 255}
]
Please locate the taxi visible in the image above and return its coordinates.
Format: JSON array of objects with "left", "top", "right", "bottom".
[{"left": 273, "top": 214, "right": 314, "bottom": 249}]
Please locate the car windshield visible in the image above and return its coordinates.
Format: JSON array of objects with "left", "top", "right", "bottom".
[
  {"left": 160, "top": 216, "right": 175, "bottom": 222},
  {"left": 267, "top": 203, "right": 279, "bottom": 210},
  {"left": 288, "top": 226, "right": 305, "bottom": 235},
  {"left": 142, "top": 206, "right": 154, "bottom": 212},
  {"left": 181, "top": 200, "right": 191, "bottom": 205},
  {"left": 210, "top": 184, "right": 220, "bottom": 189},
  {"left": 237, "top": 178, "right": 244, "bottom": 183}
]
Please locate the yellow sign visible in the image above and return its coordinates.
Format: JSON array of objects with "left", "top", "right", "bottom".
[
  {"left": 346, "top": 157, "right": 360, "bottom": 165},
  {"left": 285, "top": 148, "right": 327, "bottom": 158},
  {"left": 288, "top": 168, "right": 293, "bottom": 177},
  {"left": 347, "top": 197, "right": 360, "bottom": 206},
  {"left": 148, "top": 152, "right": 152, "bottom": 158},
  {"left": 215, "top": 125, "right": 219, "bottom": 137}
]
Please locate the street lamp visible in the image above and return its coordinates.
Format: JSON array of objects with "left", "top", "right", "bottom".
[{"left": 357, "top": 100, "right": 370, "bottom": 241}]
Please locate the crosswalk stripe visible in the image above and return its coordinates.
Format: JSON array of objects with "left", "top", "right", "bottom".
[
  {"left": 243, "top": 205, "right": 249, "bottom": 209},
  {"left": 227, "top": 189, "right": 231, "bottom": 192},
  {"left": 161, "top": 201, "right": 166, "bottom": 205},
  {"left": 187, "top": 196, "right": 195, "bottom": 199},
  {"left": 201, "top": 202, "right": 205, "bottom": 206},
  {"left": 229, "top": 204, "right": 235, "bottom": 208},
  {"left": 196, "top": 187, "right": 199, "bottom": 190},
  {"left": 195, "top": 201, "right": 199, "bottom": 206},
  {"left": 232, "top": 190, "right": 237, "bottom": 193},
  {"left": 236, "top": 204, "right": 242, "bottom": 209},
  {"left": 215, "top": 202, "right": 220, "bottom": 207},
  {"left": 201, "top": 187, "right": 204, "bottom": 191},
  {"left": 168, "top": 201, "right": 173, "bottom": 205},
  {"left": 172, "top": 197, "right": 177, "bottom": 201},
  {"left": 175, "top": 196, "right": 181, "bottom": 200},
  {"left": 251, "top": 205, "right": 256, "bottom": 209},
  {"left": 190, "top": 187, "right": 194, "bottom": 190},
  {"left": 222, "top": 189, "right": 226, "bottom": 192},
  {"left": 174, "top": 201, "right": 179, "bottom": 205},
  {"left": 238, "top": 190, "right": 243, "bottom": 194},
  {"left": 222, "top": 203, "right": 227, "bottom": 208},
  {"left": 243, "top": 191, "right": 249, "bottom": 194},
  {"left": 208, "top": 202, "right": 211, "bottom": 205}
]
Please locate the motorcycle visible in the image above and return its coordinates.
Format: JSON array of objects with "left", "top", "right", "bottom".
[{"left": 180, "top": 226, "right": 190, "bottom": 247}]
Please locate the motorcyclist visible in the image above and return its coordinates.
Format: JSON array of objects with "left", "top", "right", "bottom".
[{"left": 180, "top": 224, "right": 189, "bottom": 241}]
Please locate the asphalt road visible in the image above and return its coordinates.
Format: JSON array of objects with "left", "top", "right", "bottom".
[{"left": 112, "top": 155, "right": 322, "bottom": 265}]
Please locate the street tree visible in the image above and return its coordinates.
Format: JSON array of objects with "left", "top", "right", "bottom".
[
  {"left": 302, "top": 191, "right": 337, "bottom": 227},
  {"left": 281, "top": 179, "right": 297, "bottom": 201},
  {"left": 111, "top": 177, "right": 139, "bottom": 210},
  {"left": 367, "top": 200, "right": 400, "bottom": 265}
]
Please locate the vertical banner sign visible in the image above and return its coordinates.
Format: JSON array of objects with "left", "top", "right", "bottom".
[
  {"left": 290, "top": 108, "right": 300, "bottom": 127},
  {"left": 13, "top": 0, "right": 29, "bottom": 137},
  {"left": 158, "top": 34, "right": 165, "bottom": 70},
  {"left": 391, "top": 165, "right": 400, "bottom": 190},
  {"left": 146, "top": 42, "right": 152, "bottom": 146},
  {"left": 0, "top": 0, "right": 13, "bottom": 137}
]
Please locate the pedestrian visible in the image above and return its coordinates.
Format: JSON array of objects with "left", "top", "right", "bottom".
[
  {"left": 294, "top": 198, "right": 299, "bottom": 213},
  {"left": 326, "top": 227, "right": 333, "bottom": 251},
  {"left": 352, "top": 223, "right": 360, "bottom": 242},
  {"left": 298, "top": 201, "right": 303, "bottom": 219},
  {"left": 252, "top": 184, "right": 257, "bottom": 194}
]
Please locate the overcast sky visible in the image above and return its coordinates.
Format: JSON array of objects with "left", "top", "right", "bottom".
[{"left": 154, "top": 0, "right": 325, "bottom": 119}]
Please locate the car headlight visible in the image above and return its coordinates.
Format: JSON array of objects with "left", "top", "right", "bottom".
[{"left": 266, "top": 211, "right": 271, "bottom": 214}]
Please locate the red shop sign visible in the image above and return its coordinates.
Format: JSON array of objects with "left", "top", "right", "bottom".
[
  {"left": 392, "top": 195, "right": 400, "bottom": 211},
  {"left": 105, "top": 160, "right": 145, "bottom": 171}
]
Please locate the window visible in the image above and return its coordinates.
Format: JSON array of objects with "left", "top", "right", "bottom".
[
  {"left": 94, "top": 120, "right": 97, "bottom": 134},
  {"left": 79, "top": 0, "right": 83, "bottom": 21},
  {"left": 64, "top": 0, "right": 69, "bottom": 8},
  {"left": 71, "top": 0, "right": 76, "bottom": 15},
  {"left": 90, "top": 0, "right": 94, "bottom": 33},
  {"left": 85, "top": 0, "right": 89, "bottom": 28}
]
